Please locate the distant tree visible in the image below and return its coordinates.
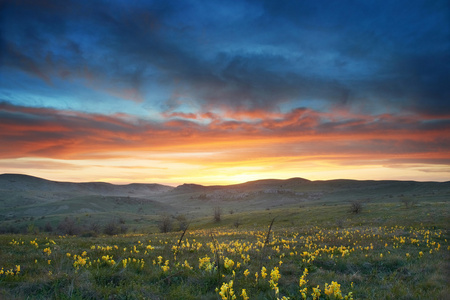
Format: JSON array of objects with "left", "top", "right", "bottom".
[
  {"left": 349, "top": 201, "right": 363, "bottom": 214},
  {"left": 198, "top": 194, "right": 209, "bottom": 200},
  {"left": 214, "top": 207, "right": 221, "bottom": 222},
  {"left": 103, "top": 220, "right": 120, "bottom": 235},
  {"left": 120, "top": 224, "right": 128, "bottom": 234},
  {"left": 27, "top": 223, "right": 37, "bottom": 234},
  {"left": 158, "top": 214, "right": 173, "bottom": 233},
  {"left": 336, "top": 219, "right": 345, "bottom": 228},
  {"left": 44, "top": 222, "right": 53, "bottom": 232},
  {"left": 400, "top": 197, "right": 416, "bottom": 208},
  {"left": 175, "top": 214, "right": 189, "bottom": 231},
  {"left": 103, "top": 220, "right": 119, "bottom": 236},
  {"left": 103, "top": 219, "right": 127, "bottom": 235},
  {"left": 57, "top": 217, "right": 80, "bottom": 235},
  {"left": 89, "top": 222, "right": 101, "bottom": 234}
]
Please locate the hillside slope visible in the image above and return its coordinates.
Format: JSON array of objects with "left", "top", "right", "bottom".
[{"left": 1, "top": 173, "right": 449, "bottom": 233}]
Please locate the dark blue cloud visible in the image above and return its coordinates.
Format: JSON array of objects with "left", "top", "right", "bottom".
[{"left": 0, "top": 0, "right": 448, "bottom": 117}]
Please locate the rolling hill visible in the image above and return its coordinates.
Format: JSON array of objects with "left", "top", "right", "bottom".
[{"left": 0, "top": 173, "right": 449, "bottom": 233}]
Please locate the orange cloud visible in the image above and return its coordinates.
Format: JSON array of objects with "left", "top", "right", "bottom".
[{"left": 1, "top": 102, "right": 449, "bottom": 184}]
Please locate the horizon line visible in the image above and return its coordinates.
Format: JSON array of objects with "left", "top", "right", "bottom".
[{"left": 1, "top": 172, "right": 448, "bottom": 188}]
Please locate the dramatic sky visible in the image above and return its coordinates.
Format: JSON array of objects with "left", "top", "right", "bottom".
[{"left": 1, "top": 0, "right": 449, "bottom": 185}]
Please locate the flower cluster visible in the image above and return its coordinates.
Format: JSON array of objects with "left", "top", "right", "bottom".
[
  {"left": 43, "top": 247, "right": 52, "bottom": 256},
  {"left": 269, "top": 267, "right": 281, "bottom": 296},
  {"left": 0, "top": 265, "right": 20, "bottom": 276},
  {"left": 101, "top": 255, "right": 115, "bottom": 266},
  {"left": 0, "top": 223, "right": 447, "bottom": 299},
  {"left": 199, "top": 255, "right": 213, "bottom": 272},
  {"left": 224, "top": 257, "right": 235, "bottom": 269},
  {"left": 216, "top": 280, "right": 236, "bottom": 300}
]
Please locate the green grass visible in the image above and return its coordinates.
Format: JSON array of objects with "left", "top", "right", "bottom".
[{"left": 1, "top": 198, "right": 449, "bottom": 299}]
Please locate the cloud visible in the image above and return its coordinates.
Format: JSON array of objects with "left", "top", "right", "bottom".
[
  {"left": 1, "top": 102, "right": 448, "bottom": 169},
  {"left": 2, "top": 0, "right": 448, "bottom": 118}
]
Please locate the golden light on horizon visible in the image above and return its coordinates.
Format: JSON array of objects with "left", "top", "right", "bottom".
[{"left": 1, "top": 154, "right": 448, "bottom": 186}]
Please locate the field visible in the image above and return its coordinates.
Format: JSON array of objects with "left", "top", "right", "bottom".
[
  {"left": 0, "top": 175, "right": 449, "bottom": 299},
  {"left": 1, "top": 204, "right": 449, "bottom": 299}
]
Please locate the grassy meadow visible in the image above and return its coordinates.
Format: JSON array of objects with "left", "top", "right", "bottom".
[
  {"left": 1, "top": 199, "right": 449, "bottom": 300},
  {"left": 1, "top": 175, "right": 449, "bottom": 299}
]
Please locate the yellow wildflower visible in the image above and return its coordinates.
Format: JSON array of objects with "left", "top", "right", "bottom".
[
  {"left": 324, "top": 281, "right": 343, "bottom": 299},
  {"left": 312, "top": 286, "right": 321, "bottom": 300},
  {"left": 224, "top": 257, "right": 235, "bottom": 269},
  {"left": 43, "top": 247, "right": 52, "bottom": 256},
  {"left": 261, "top": 266, "right": 267, "bottom": 279},
  {"left": 243, "top": 269, "right": 250, "bottom": 277},
  {"left": 241, "top": 289, "right": 249, "bottom": 300}
]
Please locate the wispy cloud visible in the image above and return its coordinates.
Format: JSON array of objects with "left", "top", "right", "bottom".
[{"left": 1, "top": 102, "right": 448, "bottom": 164}]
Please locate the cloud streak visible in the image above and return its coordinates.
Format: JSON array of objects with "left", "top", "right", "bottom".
[{"left": 1, "top": 102, "right": 448, "bottom": 164}]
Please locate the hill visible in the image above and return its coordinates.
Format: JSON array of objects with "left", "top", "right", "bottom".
[
  {"left": 0, "top": 174, "right": 449, "bottom": 299},
  {"left": 0, "top": 173, "right": 173, "bottom": 196},
  {"left": 0, "top": 173, "right": 449, "bottom": 234}
]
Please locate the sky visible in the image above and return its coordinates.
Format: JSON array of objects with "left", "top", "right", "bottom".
[{"left": 0, "top": 0, "right": 449, "bottom": 186}]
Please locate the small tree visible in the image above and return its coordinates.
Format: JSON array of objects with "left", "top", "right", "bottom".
[
  {"left": 349, "top": 201, "right": 363, "bottom": 214},
  {"left": 44, "top": 222, "right": 53, "bottom": 233},
  {"left": 89, "top": 222, "right": 101, "bottom": 234},
  {"left": 27, "top": 223, "right": 37, "bottom": 234},
  {"left": 175, "top": 214, "right": 189, "bottom": 231},
  {"left": 158, "top": 214, "right": 173, "bottom": 233},
  {"left": 57, "top": 217, "right": 80, "bottom": 235},
  {"left": 214, "top": 207, "right": 221, "bottom": 222},
  {"left": 103, "top": 220, "right": 121, "bottom": 235},
  {"left": 400, "top": 197, "right": 416, "bottom": 208}
]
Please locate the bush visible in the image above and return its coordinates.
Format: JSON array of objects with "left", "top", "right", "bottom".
[
  {"left": 400, "top": 197, "right": 416, "bottom": 208},
  {"left": 214, "top": 207, "right": 221, "bottom": 222},
  {"left": 349, "top": 201, "right": 363, "bottom": 214},
  {"left": 57, "top": 217, "right": 81, "bottom": 235},
  {"left": 89, "top": 222, "right": 101, "bottom": 234},
  {"left": 175, "top": 214, "right": 188, "bottom": 231},
  {"left": 103, "top": 219, "right": 127, "bottom": 235},
  {"left": 158, "top": 214, "right": 173, "bottom": 233},
  {"left": 27, "top": 223, "right": 38, "bottom": 234},
  {"left": 43, "top": 222, "right": 53, "bottom": 232}
]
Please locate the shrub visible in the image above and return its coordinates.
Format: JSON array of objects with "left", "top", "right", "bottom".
[
  {"left": 214, "top": 207, "right": 221, "bottom": 222},
  {"left": 57, "top": 217, "right": 81, "bottom": 235},
  {"left": 400, "top": 197, "right": 416, "bottom": 208},
  {"left": 43, "top": 222, "right": 53, "bottom": 232},
  {"left": 103, "top": 219, "right": 127, "bottom": 235},
  {"left": 175, "top": 214, "right": 189, "bottom": 231},
  {"left": 89, "top": 222, "right": 101, "bottom": 234},
  {"left": 158, "top": 214, "right": 173, "bottom": 233},
  {"left": 27, "top": 223, "right": 38, "bottom": 234},
  {"left": 349, "top": 201, "right": 363, "bottom": 214}
]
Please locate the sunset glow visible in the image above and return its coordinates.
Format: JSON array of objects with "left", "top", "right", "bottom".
[{"left": 1, "top": 1, "right": 449, "bottom": 185}]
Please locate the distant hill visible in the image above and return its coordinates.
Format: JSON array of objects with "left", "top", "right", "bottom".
[
  {"left": 171, "top": 177, "right": 311, "bottom": 193},
  {"left": 0, "top": 173, "right": 174, "bottom": 196},
  {"left": 1, "top": 173, "right": 449, "bottom": 234}
]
